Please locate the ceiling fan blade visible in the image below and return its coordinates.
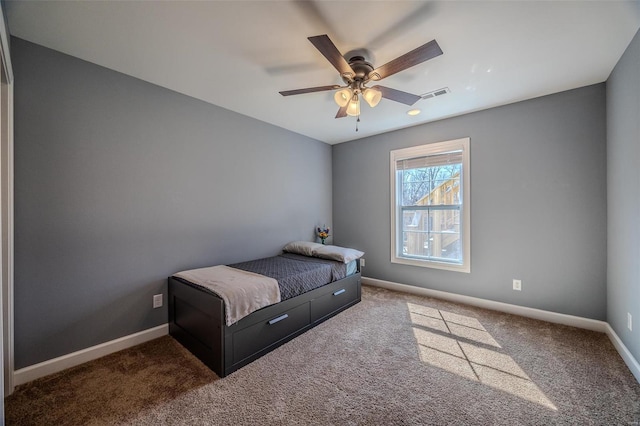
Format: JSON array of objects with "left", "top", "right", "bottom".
[
  {"left": 335, "top": 105, "right": 348, "bottom": 118},
  {"left": 373, "top": 85, "right": 421, "bottom": 106},
  {"left": 265, "top": 62, "right": 318, "bottom": 76},
  {"left": 366, "top": 3, "right": 437, "bottom": 50},
  {"left": 308, "top": 35, "right": 356, "bottom": 79},
  {"left": 368, "top": 40, "right": 443, "bottom": 81},
  {"left": 293, "top": 1, "right": 340, "bottom": 43},
  {"left": 279, "top": 85, "right": 341, "bottom": 96}
]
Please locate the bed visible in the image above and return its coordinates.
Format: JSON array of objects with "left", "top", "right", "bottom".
[{"left": 168, "top": 242, "right": 363, "bottom": 377}]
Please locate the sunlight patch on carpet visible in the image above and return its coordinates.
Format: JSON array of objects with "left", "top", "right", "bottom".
[{"left": 408, "top": 303, "right": 557, "bottom": 411}]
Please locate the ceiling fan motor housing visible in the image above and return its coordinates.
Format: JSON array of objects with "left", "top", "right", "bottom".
[{"left": 343, "top": 56, "right": 374, "bottom": 84}]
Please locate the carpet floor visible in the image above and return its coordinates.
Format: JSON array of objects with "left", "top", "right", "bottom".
[{"left": 5, "top": 285, "right": 640, "bottom": 425}]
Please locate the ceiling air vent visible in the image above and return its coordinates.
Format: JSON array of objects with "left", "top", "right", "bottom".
[{"left": 420, "top": 87, "right": 450, "bottom": 100}]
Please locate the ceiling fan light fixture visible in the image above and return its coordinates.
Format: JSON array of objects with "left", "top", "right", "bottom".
[
  {"left": 363, "top": 87, "right": 382, "bottom": 108},
  {"left": 346, "top": 94, "right": 360, "bottom": 117},
  {"left": 334, "top": 88, "right": 352, "bottom": 107}
]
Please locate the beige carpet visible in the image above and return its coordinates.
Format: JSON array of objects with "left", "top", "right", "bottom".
[{"left": 5, "top": 285, "right": 640, "bottom": 425}]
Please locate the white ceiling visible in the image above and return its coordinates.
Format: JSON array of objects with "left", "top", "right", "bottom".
[{"left": 6, "top": 1, "right": 640, "bottom": 144}]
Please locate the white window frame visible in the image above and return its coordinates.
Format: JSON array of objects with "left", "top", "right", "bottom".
[{"left": 390, "top": 138, "right": 470, "bottom": 273}]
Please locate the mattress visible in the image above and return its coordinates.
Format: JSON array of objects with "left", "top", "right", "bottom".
[{"left": 228, "top": 253, "right": 354, "bottom": 300}]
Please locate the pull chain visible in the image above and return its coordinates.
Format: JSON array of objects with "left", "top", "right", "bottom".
[{"left": 356, "top": 114, "right": 360, "bottom": 132}]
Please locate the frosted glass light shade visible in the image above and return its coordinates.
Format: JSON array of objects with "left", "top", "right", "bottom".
[
  {"left": 334, "top": 88, "right": 352, "bottom": 107},
  {"left": 363, "top": 87, "right": 382, "bottom": 107},
  {"left": 346, "top": 95, "right": 360, "bottom": 116}
]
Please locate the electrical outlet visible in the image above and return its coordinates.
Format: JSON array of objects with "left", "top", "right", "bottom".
[
  {"left": 628, "top": 312, "right": 633, "bottom": 331},
  {"left": 360, "top": 258, "right": 365, "bottom": 267},
  {"left": 153, "top": 294, "right": 163, "bottom": 309},
  {"left": 513, "top": 279, "right": 522, "bottom": 291}
]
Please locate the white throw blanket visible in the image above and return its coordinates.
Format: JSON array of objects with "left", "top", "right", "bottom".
[{"left": 174, "top": 265, "right": 281, "bottom": 326}]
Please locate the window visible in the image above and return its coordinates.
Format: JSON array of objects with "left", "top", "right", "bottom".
[{"left": 390, "top": 138, "right": 470, "bottom": 272}]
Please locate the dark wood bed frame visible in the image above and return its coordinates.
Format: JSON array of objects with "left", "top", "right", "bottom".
[{"left": 168, "top": 263, "right": 361, "bottom": 377}]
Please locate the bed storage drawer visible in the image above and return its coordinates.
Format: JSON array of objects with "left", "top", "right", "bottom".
[
  {"left": 232, "top": 302, "right": 310, "bottom": 363},
  {"left": 310, "top": 277, "right": 359, "bottom": 323}
]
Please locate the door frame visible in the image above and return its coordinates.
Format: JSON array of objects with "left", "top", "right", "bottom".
[{"left": 0, "top": 4, "right": 15, "bottom": 398}]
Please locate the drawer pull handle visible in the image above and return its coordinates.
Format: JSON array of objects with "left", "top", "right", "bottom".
[
  {"left": 333, "top": 289, "right": 346, "bottom": 296},
  {"left": 268, "top": 314, "right": 289, "bottom": 325}
]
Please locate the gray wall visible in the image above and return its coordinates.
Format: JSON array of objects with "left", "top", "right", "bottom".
[
  {"left": 12, "top": 38, "right": 332, "bottom": 369},
  {"left": 333, "top": 84, "right": 607, "bottom": 320},
  {"left": 607, "top": 29, "right": 640, "bottom": 363}
]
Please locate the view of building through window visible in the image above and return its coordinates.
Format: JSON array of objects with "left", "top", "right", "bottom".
[{"left": 400, "top": 161, "right": 462, "bottom": 263}]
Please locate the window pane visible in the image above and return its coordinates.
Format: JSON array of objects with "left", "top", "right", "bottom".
[
  {"left": 401, "top": 164, "right": 461, "bottom": 206},
  {"left": 401, "top": 207, "right": 461, "bottom": 264},
  {"left": 431, "top": 232, "right": 462, "bottom": 261},
  {"left": 429, "top": 207, "right": 461, "bottom": 262}
]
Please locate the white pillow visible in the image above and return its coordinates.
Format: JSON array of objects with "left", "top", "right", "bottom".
[
  {"left": 282, "top": 241, "right": 323, "bottom": 257},
  {"left": 312, "top": 245, "right": 364, "bottom": 263}
]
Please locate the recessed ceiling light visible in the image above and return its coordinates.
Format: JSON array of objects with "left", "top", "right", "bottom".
[{"left": 407, "top": 109, "right": 421, "bottom": 116}]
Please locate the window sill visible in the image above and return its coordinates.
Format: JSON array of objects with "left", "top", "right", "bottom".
[{"left": 391, "top": 256, "right": 470, "bottom": 273}]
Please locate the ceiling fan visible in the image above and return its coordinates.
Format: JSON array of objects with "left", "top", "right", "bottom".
[{"left": 279, "top": 34, "right": 443, "bottom": 120}]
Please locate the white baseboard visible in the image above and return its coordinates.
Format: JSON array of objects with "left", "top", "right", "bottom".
[
  {"left": 13, "top": 324, "right": 168, "bottom": 388},
  {"left": 363, "top": 277, "right": 640, "bottom": 384},
  {"left": 604, "top": 323, "right": 640, "bottom": 383},
  {"left": 363, "top": 277, "right": 608, "bottom": 331}
]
